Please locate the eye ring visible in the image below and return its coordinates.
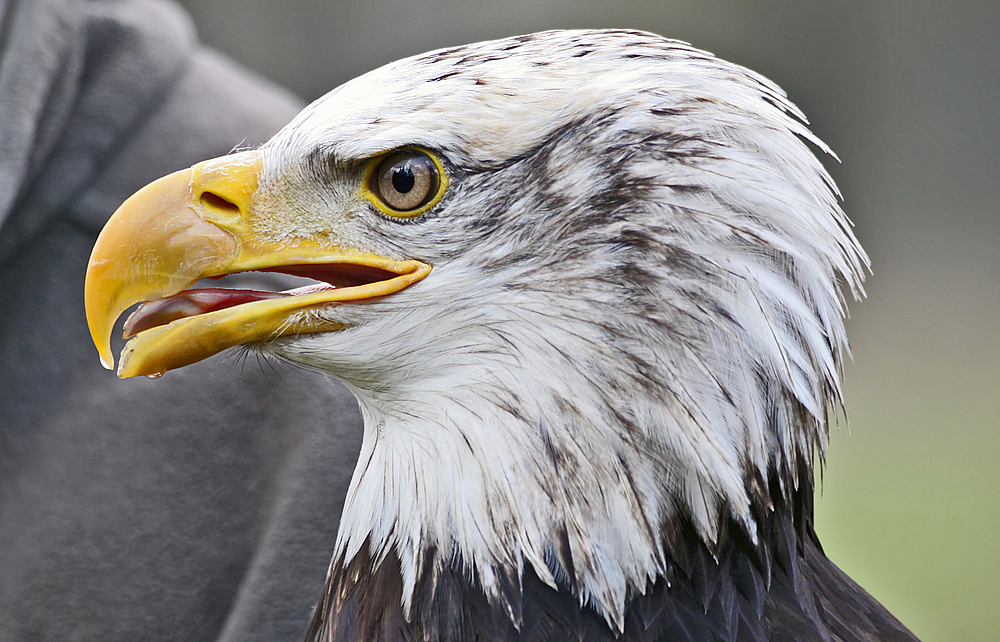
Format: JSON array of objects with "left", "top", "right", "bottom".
[{"left": 363, "top": 149, "right": 447, "bottom": 218}]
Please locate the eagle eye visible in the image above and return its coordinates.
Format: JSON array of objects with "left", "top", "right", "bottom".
[{"left": 367, "top": 150, "right": 445, "bottom": 217}]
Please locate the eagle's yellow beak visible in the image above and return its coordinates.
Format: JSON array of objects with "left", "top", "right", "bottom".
[{"left": 85, "top": 150, "right": 430, "bottom": 378}]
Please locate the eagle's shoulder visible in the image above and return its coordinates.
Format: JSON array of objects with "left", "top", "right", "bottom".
[{"left": 308, "top": 495, "right": 918, "bottom": 642}]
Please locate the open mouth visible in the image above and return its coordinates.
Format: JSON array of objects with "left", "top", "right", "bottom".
[
  {"left": 88, "top": 249, "right": 431, "bottom": 379},
  {"left": 122, "top": 263, "right": 400, "bottom": 339}
]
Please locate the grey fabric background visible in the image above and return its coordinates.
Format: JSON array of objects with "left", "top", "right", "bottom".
[{"left": 0, "top": 1, "right": 362, "bottom": 640}]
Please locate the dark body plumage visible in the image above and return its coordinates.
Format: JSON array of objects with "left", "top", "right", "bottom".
[{"left": 308, "top": 461, "right": 917, "bottom": 642}]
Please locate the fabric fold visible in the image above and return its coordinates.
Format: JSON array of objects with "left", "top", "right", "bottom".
[{"left": 0, "top": 0, "right": 194, "bottom": 263}]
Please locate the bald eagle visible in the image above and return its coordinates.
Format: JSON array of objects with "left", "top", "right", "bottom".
[{"left": 85, "top": 30, "right": 918, "bottom": 642}]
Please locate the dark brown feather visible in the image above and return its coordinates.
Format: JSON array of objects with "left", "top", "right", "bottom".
[{"left": 305, "top": 472, "right": 919, "bottom": 642}]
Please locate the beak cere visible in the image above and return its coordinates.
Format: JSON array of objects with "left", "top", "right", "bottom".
[{"left": 84, "top": 150, "right": 431, "bottom": 379}]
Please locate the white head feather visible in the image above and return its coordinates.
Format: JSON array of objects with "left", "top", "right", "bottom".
[{"left": 250, "top": 29, "right": 867, "bottom": 630}]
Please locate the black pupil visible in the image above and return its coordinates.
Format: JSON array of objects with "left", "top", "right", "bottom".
[{"left": 392, "top": 164, "right": 415, "bottom": 193}]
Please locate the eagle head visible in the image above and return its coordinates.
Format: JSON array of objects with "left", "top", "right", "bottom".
[{"left": 86, "top": 30, "right": 871, "bottom": 638}]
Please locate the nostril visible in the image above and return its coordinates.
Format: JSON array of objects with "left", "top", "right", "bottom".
[{"left": 199, "top": 191, "right": 240, "bottom": 215}]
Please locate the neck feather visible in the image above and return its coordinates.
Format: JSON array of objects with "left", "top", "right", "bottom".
[{"left": 315, "top": 296, "right": 830, "bottom": 631}]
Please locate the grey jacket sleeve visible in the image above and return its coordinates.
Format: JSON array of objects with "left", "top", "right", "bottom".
[{"left": 0, "top": 2, "right": 361, "bottom": 641}]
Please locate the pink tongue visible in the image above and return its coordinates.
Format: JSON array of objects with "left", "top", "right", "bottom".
[{"left": 123, "top": 288, "right": 287, "bottom": 338}]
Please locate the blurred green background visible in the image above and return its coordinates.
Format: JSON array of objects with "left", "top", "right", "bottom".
[{"left": 175, "top": 1, "right": 999, "bottom": 639}]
